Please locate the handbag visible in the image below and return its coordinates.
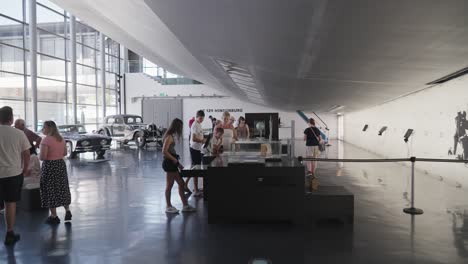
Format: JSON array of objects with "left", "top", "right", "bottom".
[{"left": 310, "top": 127, "right": 325, "bottom": 152}]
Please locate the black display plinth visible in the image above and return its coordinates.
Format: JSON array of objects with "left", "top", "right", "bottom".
[
  {"left": 304, "top": 186, "right": 354, "bottom": 224},
  {"left": 208, "top": 164, "right": 304, "bottom": 224}
]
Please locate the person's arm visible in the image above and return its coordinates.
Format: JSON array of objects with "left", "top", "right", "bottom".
[
  {"left": 34, "top": 134, "right": 42, "bottom": 149},
  {"left": 213, "top": 138, "right": 223, "bottom": 155},
  {"left": 191, "top": 125, "right": 205, "bottom": 143},
  {"left": 246, "top": 125, "right": 250, "bottom": 139},
  {"left": 22, "top": 149, "right": 30, "bottom": 176},
  {"left": 20, "top": 133, "right": 31, "bottom": 176},
  {"left": 63, "top": 143, "right": 67, "bottom": 157},
  {"left": 304, "top": 129, "right": 307, "bottom": 141},
  {"left": 192, "top": 133, "right": 205, "bottom": 143},
  {"left": 39, "top": 145, "right": 48, "bottom": 161}
]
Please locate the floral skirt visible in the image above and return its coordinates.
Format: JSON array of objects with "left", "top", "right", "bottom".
[{"left": 40, "top": 159, "right": 71, "bottom": 208}]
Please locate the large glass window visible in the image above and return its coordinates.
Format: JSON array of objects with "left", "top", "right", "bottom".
[
  {"left": 38, "top": 53, "right": 66, "bottom": 80},
  {"left": 38, "top": 102, "right": 67, "bottom": 125},
  {"left": 36, "top": 4, "right": 65, "bottom": 25},
  {"left": 0, "top": 16, "right": 24, "bottom": 48},
  {"left": 76, "top": 63, "right": 97, "bottom": 86},
  {"left": 77, "top": 84, "right": 97, "bottom": 105},
  {"left": 77, "top": 43, "right": 96, "bottom": 68},
  {"left": 0, "top": 2, "right": 23, "bottom": 22},
  {"left": 37, "top": 77, "right": 66, "bottom": 102},
  {"left": 1, "top": 1, "right": 122, "bottom": 127},
  {"left": 105, "top": 89, "right": 117, "bottom": 106},
  {"left": 0, "top": 43, "right": 24, "bottom": 74},
  {"left": 77, "top": 104, "right": 98, "bottom": 125},
  {"left": 0, "top": 72, "right": 25, "bottom": 100},
  {"left": 38, "top": 29, "right": 66, "bottom": 59},
  {"left": 0, "top": 99, "right": 25, "bottom": 120},
  {"left": 37, "top": 0, "right": 64, "bottom": 14}
]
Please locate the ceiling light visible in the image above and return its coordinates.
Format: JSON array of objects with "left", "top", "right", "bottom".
[
  {"left": 216, "top": 58, "right": 265, "bottom": 105},
  {"left": 328, "top": 105, "right": 345, "bottom": 112}
]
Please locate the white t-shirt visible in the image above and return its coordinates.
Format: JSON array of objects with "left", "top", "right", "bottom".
[
  {"left": 0, "top": 125, "right": 31, "bottom": 178},
  {"left": 190, "top": 121, "right": 203, "bottom": 151}
]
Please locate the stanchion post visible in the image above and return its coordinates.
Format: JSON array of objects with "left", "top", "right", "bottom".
[{"left": 404, "top": 157, "right": 424, "bottom": 215}]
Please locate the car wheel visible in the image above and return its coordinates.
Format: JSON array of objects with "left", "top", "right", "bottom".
[
  {"left": 96, "top": 150, "right": 106, "bottom": 159},
  {"left": 66, "top": 142, "right": 77, "bottom": 159},
  {"left": 135, "top": 132, "right": 146, "bottom": 148}
]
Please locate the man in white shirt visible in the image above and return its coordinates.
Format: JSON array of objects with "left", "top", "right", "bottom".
[
  {"left": 0, "top": 106, "right": 31, "bottom": 246},
  {"left": 189, "top": 110, "right": 206, "bottom": 196}
]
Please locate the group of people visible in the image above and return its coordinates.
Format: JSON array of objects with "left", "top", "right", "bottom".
[
  {"left": 161, "top": 111, "right": 325, "bottom": 213},
  {"left": 0, "top": 106, "right": 72, "bottom": 246},
  {"left": 162, "top": 110, "right": 250, "bottom": 214}
]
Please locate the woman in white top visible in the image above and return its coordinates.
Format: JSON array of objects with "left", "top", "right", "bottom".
[{"left": 215, "top": 111, "right": 237, "bottom": 151}]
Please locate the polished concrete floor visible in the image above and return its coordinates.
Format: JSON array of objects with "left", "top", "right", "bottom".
[{"left": 1, "top": 140, "right": 468, "bottom": 263}]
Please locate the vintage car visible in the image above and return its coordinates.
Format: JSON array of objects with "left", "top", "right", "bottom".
[
  {"left": 97, "top": 115, "right": 165, "bottom": 148},
  {"left": 58, "top": 125, "right": 112, "bottom": 159}
]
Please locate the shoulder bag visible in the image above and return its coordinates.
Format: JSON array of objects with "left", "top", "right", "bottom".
[{"left": 310, "top": 127, "right": 325, "bottom": 152}]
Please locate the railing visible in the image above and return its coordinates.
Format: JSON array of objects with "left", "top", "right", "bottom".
[
  {"left": 297, "top": 156, "right": 468, "bottom": 215},
  {"left": 126, "top": 60, "right": 202, "bottom": 85}
]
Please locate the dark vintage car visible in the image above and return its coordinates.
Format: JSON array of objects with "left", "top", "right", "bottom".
[
  {"left": 97, "top": 115, "right": 165, "bottom": 148},
  {"left": 59, "top": 125, "right": 112, "bottom": 159}
]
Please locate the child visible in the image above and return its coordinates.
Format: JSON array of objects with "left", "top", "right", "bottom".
[{"left": 207, "top": 127, "right": 224, "bottom": 155}]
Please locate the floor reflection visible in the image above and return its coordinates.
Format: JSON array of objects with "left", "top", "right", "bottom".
[{"left": 1, "top": 140, "right": 468, "bottom": 263}]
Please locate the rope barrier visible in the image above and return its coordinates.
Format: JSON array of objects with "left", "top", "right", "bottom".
[{"left": 297, "top": 156, "right": 468, "bottom": 216}]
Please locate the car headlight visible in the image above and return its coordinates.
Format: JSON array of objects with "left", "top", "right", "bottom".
[
  {"left": 100, "top": 139, "right": 108, "bottom": 146},
  {"left": 81, "top": 140, "right": 90, "bottom": 146}
]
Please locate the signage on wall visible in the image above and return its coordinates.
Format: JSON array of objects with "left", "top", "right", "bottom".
[{"left": 201, "top": 108, "right": 243, "bottom": 113}]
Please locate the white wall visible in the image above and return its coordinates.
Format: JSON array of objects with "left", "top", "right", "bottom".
[
  {"left": 125, "top": 73, "right": 338, "bottom": 139},
  {"left": 344, "top": 75, "right": 468, "bottom": 188}
]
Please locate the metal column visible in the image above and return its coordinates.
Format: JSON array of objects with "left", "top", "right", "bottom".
[
  {"left": 100, "top": 33, "right": 106, "bottom": 117},
  {"left": 28, "top": 0, "right": 38, "bottom": 130},
  {"left": 70, "top": 15, "right": 78, "bottom": 124}
]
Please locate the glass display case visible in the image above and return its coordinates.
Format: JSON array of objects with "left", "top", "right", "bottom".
[{"left": 230, "top": 139, "right": 291, "bottom": 158}]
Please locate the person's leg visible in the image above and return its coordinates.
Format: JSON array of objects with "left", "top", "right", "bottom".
[
  {"left": 305, "top": 147, "right": 312, "bottom": 173},
  {"left": 64, "top": 204, "right": 72, "bottom": 222},
  {"left": 193, "top": 148, "right": 202, "bottom": 192},
  {"left": 165, "top": 173, "right": 176, "bottom": 208},
  {"left": 311, "top": 146, "right": 319, "bottom": 175},
  {"left": 185, "top": 177, "right": 191, "bottom": 189},
  {"left": 3, "top": 174, "right": 23, "bottom": 232},
  {"left": 4, "top": 202, "right": 16, "bottom": 232},
  {"left": 189, "top": 147, "right": 199, "bottom": 192},
  {"left": 174, "top": 173, "right": 188, "bottom": 206},
  {"left": 50, "top": 207, "right": 57, "bottom": 217},
  {"left": 193, "top": 177, "right": 199, "bottom": 192}
]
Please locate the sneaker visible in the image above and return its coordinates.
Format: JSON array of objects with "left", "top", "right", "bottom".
[
  {"left": 165, "top": 206, "right": 179, "bottom": 214},
  {"left": 64, "top": 210, "right": 72, "bottom": 222},
  {"left": 45, "top": 216, "right": 61, "bottom": 225},
  {"left": 182, "top": 205, "right": 196, "bottom": 212},
  {"left": 4, "top": 231, "right": 20, "bottom": 246}
]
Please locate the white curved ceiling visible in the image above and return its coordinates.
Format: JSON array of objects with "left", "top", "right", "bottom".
[{"left": 52, "top": 0, "right": 468, "bottom": 112}]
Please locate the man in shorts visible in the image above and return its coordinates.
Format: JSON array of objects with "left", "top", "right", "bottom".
[
  {"left": 0, "top": 106, "right": 31, "bottom": 246},
  {"left": 189, "top": 110, "right": 206, "bottom": 197}
]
